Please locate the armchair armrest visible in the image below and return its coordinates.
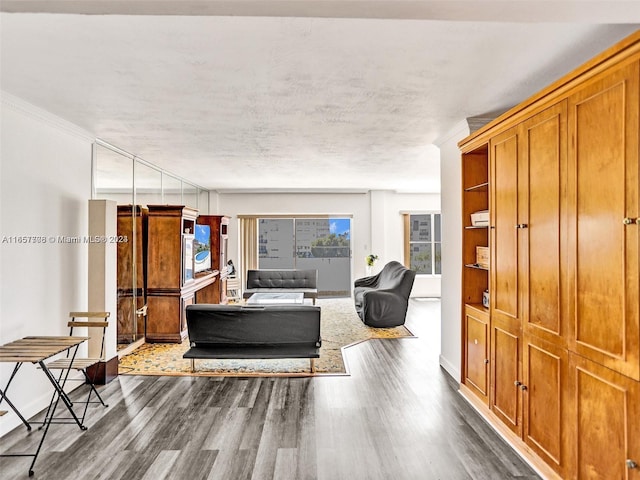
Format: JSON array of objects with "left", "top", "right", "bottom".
[{"left": 354, "top": 273, "right": 380, "bottom": 288}]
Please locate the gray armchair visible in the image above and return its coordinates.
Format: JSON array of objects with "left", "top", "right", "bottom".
[{"left": 353, "top": 261, "right": 416, "bottom": 327}]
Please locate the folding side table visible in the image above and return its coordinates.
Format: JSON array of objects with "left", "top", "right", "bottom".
[{"left": 0, "top": 336, "right": 89, "bottom": 476}]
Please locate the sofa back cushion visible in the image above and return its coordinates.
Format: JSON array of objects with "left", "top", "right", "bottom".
[
  {"left": 377, "top": 261, "right": 414, "bottom": 291},
  {"left": 246, "top": 269, "right": 318, "bottom": 290}
]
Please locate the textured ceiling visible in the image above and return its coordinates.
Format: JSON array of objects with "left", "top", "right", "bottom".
[{"left": 1, "top": 2, "right": 639, "bottom": 192}]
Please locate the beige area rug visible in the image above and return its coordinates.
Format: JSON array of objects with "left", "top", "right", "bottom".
[{"left": 118, "top": 297, "right": 413, "bottom": 377}]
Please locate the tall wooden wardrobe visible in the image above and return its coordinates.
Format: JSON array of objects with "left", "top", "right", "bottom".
[{"left": 459, "top": 31, "right": 640, "bottom": 480}]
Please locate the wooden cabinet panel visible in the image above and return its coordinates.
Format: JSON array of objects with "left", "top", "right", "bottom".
[
  {"left": 569, "top": 353, "right": 640, "bottom": 480},
  {"left": 520, "top": 102, "right": 566, "bottom": 342},
  {"left": 464, "top": 305, "right": 489, "bottom": 403},
  {"left": 117, "top": 206, "right": 146, "bottom": 291},
  {"left": 147, "top": 215, "right": 183, "bottom": 290},
  {"left": 567, "top": 61, "right": 640, "bottom": 380},
  {"left": 194, "top": 279, "right": 219, "bottom": 304},
  {"left": 523, "top": 337, "right": 568, "bottom": 476},
  {"left": 490, "top": 129, "right": 519, "bottom": 322},
  {"left": 491, "top": 320, "right": 521, "bottom": 436},
  {"left": 146, "top": 294, "right": 182, "bottom": 343}
]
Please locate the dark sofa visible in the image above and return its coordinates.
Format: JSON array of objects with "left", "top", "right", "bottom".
[
  {"left": 183, "top": 304, "right": 322, "bottom": 372},
  {"left": 353, "top": 261, "right": 416, "bottom": 327},
  {"left": 242, "top": 269, "right": 318, "bottom": 304}
]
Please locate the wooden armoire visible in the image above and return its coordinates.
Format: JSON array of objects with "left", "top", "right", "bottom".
[
  {"left": 459, "top": 32, "right": 639, "bottom": 479},
  {"left": 145, "top": 205, "right": 219, "bottom": 342}
]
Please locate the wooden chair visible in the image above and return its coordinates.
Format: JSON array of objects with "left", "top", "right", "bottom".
[{"left": 44, "top": 312, "right": 110, "bottom": 426}]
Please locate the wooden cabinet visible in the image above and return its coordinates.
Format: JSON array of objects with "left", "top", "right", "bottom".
[
  {"left": 464, "top": 305, "right": 490, "bottom": 404},
  {"left": 490, "top": 126, "right": 520, "bottom": 328},
  {"left": 146, "top": 205, "right": 218, "bottom": 343},
  {"left": 459, "top": 32, "right": 640, "bottom": 480},
  {"left": 568, "top": 354, "right": 640, "bottom": 480},
  {"left": 116, "top": 205, "right": 147, "bottom": 345},
  {"left": 461, "top": 145, "right": 491, "bottom": 406},
  {"left": 566, "top": 60, "right": 640, "bottom": 381},
  {"left": 522, "top": 336, "right": 568, "bottom": 475},
  {"left": 519, "top": 102, "right": 566, "bottom": 345}
]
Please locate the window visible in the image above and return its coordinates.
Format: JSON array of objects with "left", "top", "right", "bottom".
[
  {"left": 257, "top": 217, "right": 352, "bottom": 295},
  {"left": 404, "top": 213, "right": 441, "bottom": 275}
]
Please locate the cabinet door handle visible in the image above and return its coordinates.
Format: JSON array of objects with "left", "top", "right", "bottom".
[
  {"left": 627, "top": 459, "right": 638, "bottom": 469},
  {"left": 484, "top": 359, "right": 489, "bottom": 365},
  {"left": 520, "top": 384, "right": 528, "bottom": 391},
  {"left": 623, "top": 217, "right": 638, "bottom": 225},
  {"left": 515, "top": 223, "right": 528, "bottom": 229},
  {"left": 514, "top": 381, "right": 522, "bottom": 386}
]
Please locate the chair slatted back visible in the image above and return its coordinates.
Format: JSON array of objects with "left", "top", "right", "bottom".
[{"left": 67, "top": 312, "right": 110, "bottom": 360}]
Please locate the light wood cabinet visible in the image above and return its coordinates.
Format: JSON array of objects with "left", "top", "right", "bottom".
[
  {"left": 459, "top": 31, "right": 640, "bottom": 480},
  {"left": 519, "top": 102, "right": 566, "bottom": 345},
  {"left": 568, "top": 353, "right": 640, "bottom": 480},
  {"left": 522, "top": 336, "right": 568, "bottom": 475},
  {"left": 566, "top": 60, "right": 640, "bottom": 381},
  {"left": 461, "top": 145, "right": 490, "bottom": 406},
  {"left": 490, "top": 126, "right": 520, "bottom": 327},
  {"left": 490, "top": 318, "right": 521, "bottom": 436},
  {"left": 464, "top": 305, "right": 490, "bottom": 404}
]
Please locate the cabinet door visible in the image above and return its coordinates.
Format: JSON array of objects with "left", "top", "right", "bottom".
[
  {"left": 567, "top": 60, "right": 640, "bottom": 380},
  {"left": 519, "top": 102, "right": 567, "bottom": 345},
  {"left": 522, "top": 336, "right": 569, "bottom": 477},
  {"left": 490, "top": 319, "right": 522, "bottom": 436},
  {"left": 490, "top": 128, "right": 520, "bottom": 326},
  {"left": 568, "top": 353, "right": 640, "bottom": 480},
  {"left": 464, "top": 306, "right": 490, "bottom": 404}
]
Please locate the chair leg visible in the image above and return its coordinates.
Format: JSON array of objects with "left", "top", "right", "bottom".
[
  {"left": 82, "top": 370, "right": 108, "bottom": 407},
  {"left": 310, "top": 358, "right": 315, "bottom": 373}
]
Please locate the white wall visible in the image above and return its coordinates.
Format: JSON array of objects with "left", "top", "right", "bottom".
[
  {"left": 216, "top": 190, "right": 441, "bottom": 297},
  {"left": 435, "top": 120, "right": 470, "bottom": 381},
  {"left": 0, "top": 93, "right": 94, "bottom": 435}
]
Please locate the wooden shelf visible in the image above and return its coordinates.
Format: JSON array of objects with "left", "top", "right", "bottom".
[
  {"left": 464, "top": 182, "right": 488, "bottom": 192},
  {"left": 465, "top": 263, "right": 489, "bottom": 271},
  {"left": 465, "top": 303, "right": 489, "bottom": 315},
  {"left": 465, "top": 225, "right": 489, "bottom": 230}
]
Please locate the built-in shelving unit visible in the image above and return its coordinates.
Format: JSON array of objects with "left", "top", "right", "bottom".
[{"left": 461, "top": 145, "right": 489, "bottom": 309}]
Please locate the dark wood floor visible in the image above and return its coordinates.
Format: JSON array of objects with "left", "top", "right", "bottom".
[{"left": 0, "top": 299, "right": 540, "bottom": 479}]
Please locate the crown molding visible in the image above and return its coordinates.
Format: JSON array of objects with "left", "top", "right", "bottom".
[
  {"left": 1, "top": 91, "right": 95, "bottom": 142},
  {"left": 432, "top": 119, "right": 470, "bottom": 148}
]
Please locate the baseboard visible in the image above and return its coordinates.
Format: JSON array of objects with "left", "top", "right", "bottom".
[
  {"left": 458, "top": 387, "right": 562, "bottom": 480},
  {"left": 438, "top": 354, "right": 460, "bottom": 381}
]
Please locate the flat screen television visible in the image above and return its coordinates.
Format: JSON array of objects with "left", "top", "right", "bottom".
[{"left": 193, "top": 224, "right": 212, "bottom": 274}]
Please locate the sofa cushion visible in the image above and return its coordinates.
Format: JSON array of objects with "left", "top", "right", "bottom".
[{"left": 246, "top": 269, "right": 317, "bottom": 289}]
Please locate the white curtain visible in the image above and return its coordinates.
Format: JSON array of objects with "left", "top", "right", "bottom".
[{"left": 239, "top": 217, "right": 258, "bottom": 287}]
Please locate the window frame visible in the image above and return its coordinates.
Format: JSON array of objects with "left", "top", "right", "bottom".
[{"left": 403, "top": 212, "right": 441, "bottom": 276}]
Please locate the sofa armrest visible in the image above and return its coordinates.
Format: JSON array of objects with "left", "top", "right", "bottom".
[{"left": 362, "top": 289, "right": 408, "bottom": 321}]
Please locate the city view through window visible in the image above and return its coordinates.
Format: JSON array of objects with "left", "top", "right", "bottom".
[{"left": 258, "top": 218, "right": 351, "bottom": 295}]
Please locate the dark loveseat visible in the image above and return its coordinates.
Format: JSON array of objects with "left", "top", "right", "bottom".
[
  {"left": 242, "top": 269, "right": 318, "bottom": 304},
  {"left": 183, "top": 304, "right": 322, "bottom": 372},
  {"left": 353, "top": 261, "right": 416, "bottom": 327}
]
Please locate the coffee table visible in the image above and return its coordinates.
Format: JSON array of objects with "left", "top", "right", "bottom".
[{"left": 246, "top": 292, "right": 304, "bottom": 305}]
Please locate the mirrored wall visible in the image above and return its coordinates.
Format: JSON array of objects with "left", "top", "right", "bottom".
[{"left": 92, "top": 141, "right": 210, "bottom": 351}]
